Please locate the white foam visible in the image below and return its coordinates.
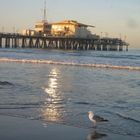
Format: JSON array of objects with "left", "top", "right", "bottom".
[{"left": 0, "top": 58, "right": 140, "bottom": 71}]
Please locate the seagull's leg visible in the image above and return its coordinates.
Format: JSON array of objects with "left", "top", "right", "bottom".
[
  {"left": 91, "top": 125, "right": 97, "bottom": 129},
  {"left": 92, "top": 120, "right": 96, "bottom": 128}
]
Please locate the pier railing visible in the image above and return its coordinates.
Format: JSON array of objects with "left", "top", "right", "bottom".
[{"left": 0, "top": 33, "right": 129, "bottom": 51}]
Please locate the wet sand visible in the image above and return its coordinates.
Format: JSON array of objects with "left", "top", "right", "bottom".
[{"left": 0, "top": 115, "right": 139, "bottom": 140}]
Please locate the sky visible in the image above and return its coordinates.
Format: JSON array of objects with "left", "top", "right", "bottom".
[{"left": 0, "top": 0, "right": 140, "bottom": 48}]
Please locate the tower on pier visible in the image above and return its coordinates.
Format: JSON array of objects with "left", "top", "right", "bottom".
[
  {"left": 43, "top": 0, "right": 47, "bottom": 22},
  {"left": 34, "top": 0, "right": 51, "bottom": 36}
]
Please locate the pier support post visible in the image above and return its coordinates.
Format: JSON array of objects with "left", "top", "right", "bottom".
[
  {"left": 29, "top": 38, "right": 34, "bottom": 48},
  {"left": 0, "top": 37, "right": 2, "bottom": 48},
  {"left": 5, "top": 37, "right": 10, "bottom": 48},
  {"left": 126, "top": 46, "right": 128, "bottom": 51},
  {"left": 102, "top": 45, "right": 107, "bottom": 51},
  {"left": 119, "top": 45, "right": 123, "bottom": 51},
  {"left": 22, "top": 38, "right": 27, "bottom": 48},
  {"left": 0, "top": 33, "right": 128, "bottom": 51}
]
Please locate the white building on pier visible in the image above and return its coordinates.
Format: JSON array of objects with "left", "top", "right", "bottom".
[{"left": 51, "top": 20, "right": 95, "bottom": 38}]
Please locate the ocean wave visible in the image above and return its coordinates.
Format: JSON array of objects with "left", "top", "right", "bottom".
[
  {"left": 74, "top": 101, "right": 96, "bottom": 106},
  {"left": 0, "top": 81, "right": 14, "bottom": 86},
  {"left": 0, "top": 58, "right": 140, "bottom": 71},
  {"left": 0, "top": 106, "right": 41, "bottom": 110},
  {"left": 0, "top": 102, "right": 44, "bottom": 106},
  {"left": 115, "top": 112, "right": 140, "bottom": 123},
  {"left": 0, "top": 112, "right": 35, "bottom": 120},
  {"left": 0, "top": 102, "right": 43, "bottom": 110}
]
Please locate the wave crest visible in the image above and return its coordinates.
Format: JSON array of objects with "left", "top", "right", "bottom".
[{"left": 0, "top": 58, "right": 140, "bottom": 71}]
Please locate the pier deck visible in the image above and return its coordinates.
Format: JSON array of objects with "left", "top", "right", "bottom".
[{"left": 0, "top": 33, "right": 129, "bottom": 51}]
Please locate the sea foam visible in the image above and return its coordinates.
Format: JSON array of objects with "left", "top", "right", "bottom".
[{"left": 0, "top": 58, "right": 140, "bottom": 71}]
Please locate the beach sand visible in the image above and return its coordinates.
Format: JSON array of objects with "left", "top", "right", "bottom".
[{"left": 0, "top": 115, "right": 139, "bottom": 140}]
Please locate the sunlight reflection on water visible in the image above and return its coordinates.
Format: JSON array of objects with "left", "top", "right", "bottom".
[{"left": 41, "top": 68, "right": 64, "bottom": 122}]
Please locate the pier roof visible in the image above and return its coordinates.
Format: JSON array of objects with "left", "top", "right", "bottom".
[{"left": 52, "top": 20, "right": 95, "bottom": 28}]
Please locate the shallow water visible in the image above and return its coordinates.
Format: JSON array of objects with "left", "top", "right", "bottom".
[{"left": 0, "top": 48, "right": 140, "bottom": 138}]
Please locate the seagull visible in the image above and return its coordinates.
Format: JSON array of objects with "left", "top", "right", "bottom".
[{"left": 88, "top": 111, "right": 108, "bottom": 127}]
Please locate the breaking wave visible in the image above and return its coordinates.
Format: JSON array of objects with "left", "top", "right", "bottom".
[{"left": 0, "top": 58, "right": 140, "bottom": 71}]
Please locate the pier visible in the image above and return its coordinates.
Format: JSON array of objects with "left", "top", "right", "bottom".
[{"left": 0, "top": 33, "right": 129, "bottom": 51}]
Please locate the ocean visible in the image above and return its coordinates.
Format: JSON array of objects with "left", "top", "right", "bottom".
[{"left": 0, "top": 48, "right": 140, "bottom": 138}]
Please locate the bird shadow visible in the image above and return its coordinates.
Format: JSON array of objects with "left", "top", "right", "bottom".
[{"left": 85, "top": 131, "right": 107, "bottom": 140}]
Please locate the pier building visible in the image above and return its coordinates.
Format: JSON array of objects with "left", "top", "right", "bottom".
[
  {"left": 51, "top": 20, "right": 94, "bottom": 38},
  {"left": 34, "top": 21, "right": 51, "bottom": 36}
]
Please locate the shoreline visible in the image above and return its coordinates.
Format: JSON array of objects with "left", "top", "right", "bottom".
[{"left": 0, "top": 115, "right": 139, "bottom": 140}]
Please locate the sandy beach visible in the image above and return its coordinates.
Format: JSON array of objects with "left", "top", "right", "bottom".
[{"left": 0, "top": 115, "right": 139, "bottom": 140}]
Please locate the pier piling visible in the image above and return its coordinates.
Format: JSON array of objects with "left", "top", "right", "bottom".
[{"left": 0, "top": 33, "right": 129, "bottom": 51}]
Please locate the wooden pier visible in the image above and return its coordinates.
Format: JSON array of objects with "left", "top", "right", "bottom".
[{"left": 0, "top": 33, "right": 129, "bottom": 51}]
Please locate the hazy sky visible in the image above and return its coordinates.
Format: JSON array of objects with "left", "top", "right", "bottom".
[{"left": 0, "top": 0, "right": 139, "bottom": 48}]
